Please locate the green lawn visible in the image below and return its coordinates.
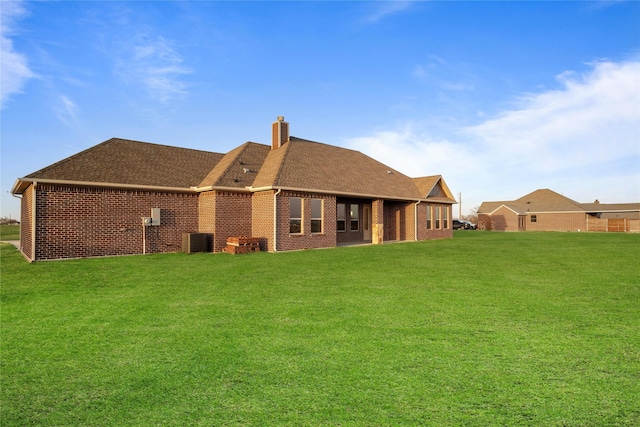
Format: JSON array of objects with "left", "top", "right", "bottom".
[
  {"left": 0, "top": 224, "right": 20, "bottom": 241},
  {"left": 1, "top": 232, "right": 639, "bottom": 426}
]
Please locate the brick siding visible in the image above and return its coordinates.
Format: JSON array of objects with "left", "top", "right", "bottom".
[
  {"left": 275, "top": 191, "right": 336, "bottom": 252},
  {"left": 19, "top": 184, "right": 35, "bottom": 261},
  {"left": 22, "top": 184, "right": 456, "bottom": 260},
  {"left": 32, "top": 184, "right": 198, "bottom": 260},
  {"left": 479, "top": 211, "right": 617, "bottom": 232},
  {"left": 526, "top": 212, "right": 586, "bottom": 232},
  {"left": 198, "top": 191, "right": 216, "bottom": 248},
  {"left": 491, "top": 206, "right": 520, "bottom": 232},
  {"left": 423, "top": 203, "right": 453, "bottom": 240},
  {"left": 213, "top": 191, "right": 252, "bottom": 252},
  {"left": 251, "top": 190, "right": 275, "bottom": 251}
]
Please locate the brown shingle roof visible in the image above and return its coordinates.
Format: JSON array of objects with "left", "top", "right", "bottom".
[
  {"left": 515, "top": 189, "right": 584, "bottom": 212},
  {"left": 581, "top": 202, "right": 640, "bottom": 212},
  {"left": 413, "top": 175, "right": 457, "bottom": 203},
  {"left": 479, "top": 189, "right": 640, "bottom": 214},
  {"left": 198, "top": 142, "right": 270, "bottom": 189},
  {"left": 252, "top": 137, "right": 424, "bottom": 200},
  {"left": 479, "top": 189, "right": 582, "bottom": 214},
  {"left": 20, "top": 138, "right": 223, "bottom": 189},
  {"left": 14, "top": 135, "right": 455, "bottom": 204}
]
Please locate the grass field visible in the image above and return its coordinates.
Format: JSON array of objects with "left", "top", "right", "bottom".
[
  {"left": 0, "top": 224, "right": 20, "bottom": 241},
  {"left": 1, "top": 232, "right": 639, "bottom": 426}
]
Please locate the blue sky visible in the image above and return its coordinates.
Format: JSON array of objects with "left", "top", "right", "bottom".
[{"left": 2, "top": 0, "right": 639, "bottom": 220}]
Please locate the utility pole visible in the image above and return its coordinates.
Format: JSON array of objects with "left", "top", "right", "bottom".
[{"left": 458, "top": 192, "right": 462, "bottom": 219}]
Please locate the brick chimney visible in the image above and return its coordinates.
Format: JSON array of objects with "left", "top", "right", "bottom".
[{"left": 272, "top": 116, "right": 289, "bottom": 149}]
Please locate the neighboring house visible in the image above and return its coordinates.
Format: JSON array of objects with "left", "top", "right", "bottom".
[
  {"left": 12, "top": 117, "right": 456, "bottom": 261},
  {"left": 477, "top": 189, "right": 640, "bottom": 233}
]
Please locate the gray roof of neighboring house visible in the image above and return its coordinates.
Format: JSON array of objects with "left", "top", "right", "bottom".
[
  {"left": 581, "top": 202, "right": 640, "bottom": 212},
  {"left": 478, "top": 189, "right": 640, "bottom": 214}
]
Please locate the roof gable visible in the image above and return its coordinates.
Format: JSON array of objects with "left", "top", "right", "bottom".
[
  {"left": 479, "top": 190, "right": 583, "bottom": 214},
  {"left": 515, "top": 189, "right": 584, "bottom": 212},
  {"left": 413, "top": 175, "right": 457, "bottom": 203},
  {"left": 491, "top": 203, "right": 525, "bottom": 215},
  {"left": 20, "top": 138, "right": 223, "bottom": 190},
  {"left": 198, "top": 142, "right": 270, "bottom": 189}
]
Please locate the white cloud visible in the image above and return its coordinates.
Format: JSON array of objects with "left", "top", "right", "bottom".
[
  {"left": 362, "top": 0, "right": 416, "bottom": 24},
  {"left": 117, "top": 34, "right": 191, "bottom": 103},
  {"left": 466, "top": 60, "right": 640, "bottom": 173},
  {"left": 412, "top": 54, "right": 475, "bottom": 93},
  {"left": 55, "top": 95, "right": 78, "bottom": 125},
  {"left": 345, "top": 59, "right": 640, "bottom": 213},
  {"left": 0, "top": 0, "right": 35, "bottom": 109}
]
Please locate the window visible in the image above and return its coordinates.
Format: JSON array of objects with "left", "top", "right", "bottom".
[
  {"left": 350, "top": 204, "right": 359, "bottom": 231},
  {"left": 443, "top": 206, "right": 449, "bottom": 229},
  {"left": 426, "top": 206, "right": 432, "bottom": 229},
  {"left": 435, "top": 206, "right": 441, "bottom": 229},
  {"left": 530, "top": 215, "right": 537, "bottom": 223},
  {"left": 311, "top": 199, "right": 323, "bottom": 233},
  {"left": 290, "top": 197, "right": 302, "bottom": 234},
  {"left": 337, "top": 203, "right": 346, "bottom": 232}
]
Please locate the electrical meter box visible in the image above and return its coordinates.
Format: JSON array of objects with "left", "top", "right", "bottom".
[{"left": 151, "top": 208, "right": 161, "bottom": 226}]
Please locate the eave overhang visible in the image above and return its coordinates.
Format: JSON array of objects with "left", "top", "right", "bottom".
[
  {"left": 191, "top": 185, "right": 252, "bottom": 193},
  {"left": 488, "top": 204, "right": 523, "bottom": 215},
  {"left": 247, "top": 185, "right": 457, "bottom": 203},
  {"left": 11, "top": 178, "right": 195, "bottom": 195}
]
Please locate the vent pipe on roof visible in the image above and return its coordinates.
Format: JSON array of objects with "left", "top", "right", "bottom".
[{"left": 272, "top": 116, "right": 289, "bottom": 149}]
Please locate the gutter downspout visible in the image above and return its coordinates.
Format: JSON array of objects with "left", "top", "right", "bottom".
[
  {"left": 415, "top": 200, "right": 421, "bottom": 241},
  {"left": 10, "top": 192, "right": 22, "bottom": 252},
  {"left": 273, "top": 189, "right": 282, "bottom": 252},
  {"left": 142, "top": 220, "right": 146, "bottom": 255},
  {"left": 31, "top": 182, "right": 37, "bottom": 261}
]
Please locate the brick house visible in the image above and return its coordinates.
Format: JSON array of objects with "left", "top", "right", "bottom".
[
  {"left": 11, "top": 117, "right": 456, "bottom": 261},
  {"left": 477, "top": 189, "right": 640, "bottom": 232}
]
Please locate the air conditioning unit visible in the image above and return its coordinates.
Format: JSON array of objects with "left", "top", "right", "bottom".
[{"left": 182, "top": 233, "right": 210, "bottom": 254}]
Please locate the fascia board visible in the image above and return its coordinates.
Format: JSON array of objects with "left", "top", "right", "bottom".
[
  {"left": 489, "top": 204, "right": 522, "bottom": 215},
  {"left": 13, "top": 178, "right": 195, "bottom": 194},
  {"left": 525, "top": 210, "right": 586, "bottom": 214},
  {"left": 584, "top": 209, "right": 640, "bottom": 214},
  {"left": 192, "top": 185, "right": 251, "bottom": 193},
  {"left": 10, "top": 179, "right": 29, "bottom": 195},
  {"left": 247, "top": 185, "right": 436, "bottom": 203},
  {"left": 437, "top": 177, "right": 456, "bottom": 201}
]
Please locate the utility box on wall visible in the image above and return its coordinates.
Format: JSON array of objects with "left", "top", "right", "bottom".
[{"left": 151, "top": 208, "right": 161, "bottom": 226}]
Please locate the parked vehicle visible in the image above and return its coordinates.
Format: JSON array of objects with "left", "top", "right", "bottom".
[
  {"left": 462, "top": 220, "right": 477, "bottom": 230},
  {"left": 453, "top": 220, "right": 465, "bottom": 230},
  {"left": 453, "top": 220, "right": 477, "bottom": 230}
]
